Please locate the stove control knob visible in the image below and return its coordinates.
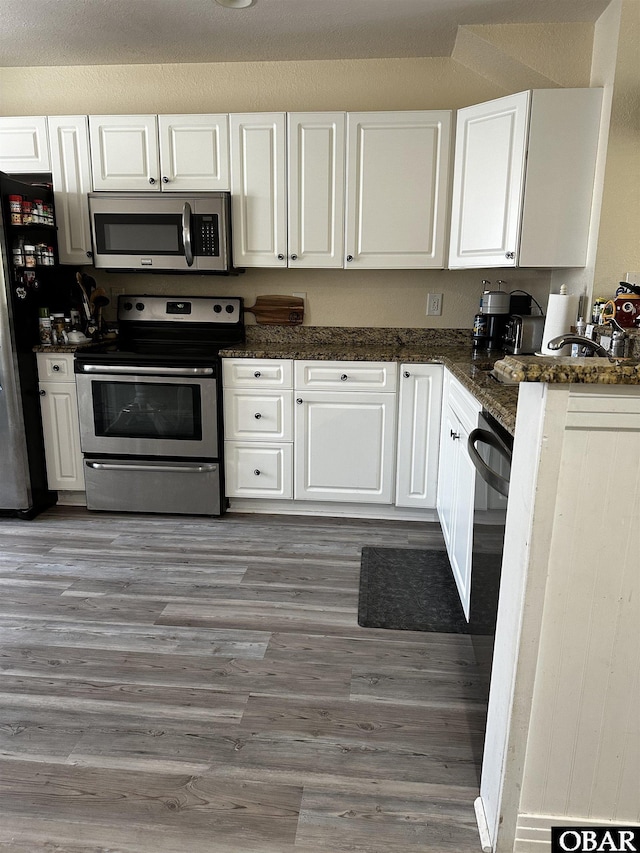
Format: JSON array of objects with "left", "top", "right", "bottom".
[
  {"left": 123, "top": 302, "right": 133, "bottom": 311},
  {"left": 135, "top": 302, "right": 145, "bottom": 311},
  {"left": 225, "top": 304, "right": 234, "bottom": 313},
  {"left": 213, "top": 304, "right": 222, "bottom": 313}
]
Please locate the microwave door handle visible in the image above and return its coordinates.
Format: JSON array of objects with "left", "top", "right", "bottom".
[{"left": 182, "top": 202, "right": 194, "bottom": 267}]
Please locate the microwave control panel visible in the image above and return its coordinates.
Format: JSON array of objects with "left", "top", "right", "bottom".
[{"left": 193, "top": 214, "right": 219, "bottom": 257}]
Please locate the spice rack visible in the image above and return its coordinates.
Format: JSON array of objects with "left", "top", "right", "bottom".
[{"left": 7, "top": 189, "right": 58, "bottom": 301}]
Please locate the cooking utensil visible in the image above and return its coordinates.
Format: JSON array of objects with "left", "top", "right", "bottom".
[
  {"left": 245, "top": 295, "right": 304, "bottom": 325},
  {"left": 75, "top": 271, "right": 92, "bottom": 321}
]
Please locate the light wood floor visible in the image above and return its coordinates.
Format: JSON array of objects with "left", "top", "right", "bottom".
[{"left": 0, "top": 506, "right": 488, "bottom": 853}]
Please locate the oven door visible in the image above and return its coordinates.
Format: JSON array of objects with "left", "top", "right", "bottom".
[{"left": 75, "top": 365, "right": 218, "bottom": 458}]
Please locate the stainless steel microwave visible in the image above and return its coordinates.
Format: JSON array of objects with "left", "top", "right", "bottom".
[{"left": 88, "top": 192, "right": 233, "bottom": 272}]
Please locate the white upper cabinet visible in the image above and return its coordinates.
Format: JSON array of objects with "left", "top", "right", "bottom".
[
  {"left": 229, "top": 113, "right": 288, "bottom": 267},
  {"left": 89, "top": 114, "right": 230, "bottom": 192},
  {"left": 48, "top": 116, "right": 94, "bottom": 265},
  {"left": 345, "top": 111, "right": 452, "bottom": 269},
  {"left": 288, "top": 112, "right": 346, "bottom": 268},
  {"left": 89, "top": 115, "right": 160, "bottom": 191},
  {"left": 0, "top": 116, "right": 50, "bottom": 173},
  {"left": 157, "top": 114, "right": 229, "bottom": 191},
  {"left": 448, "top": 88, "right": 603, "bottom": 268}
]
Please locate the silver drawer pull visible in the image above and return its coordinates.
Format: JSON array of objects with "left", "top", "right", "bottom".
[
  {"left": 403, "top": 370, "right": 410, "bottom": 378},
  {"left": 254, "top": 412, "right": 262, "bottom": 419},
  {"left": 254, "top": 469, "right": 261, "bottom": 476},
  {"left": 340, "top": 374, "right": 348, "bottom": 381},
  {"left": 254, "top": 371, "right": 261, "bottom": 378}
]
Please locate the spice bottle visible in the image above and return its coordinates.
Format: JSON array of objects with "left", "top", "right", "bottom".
[{"left": 38, "top": 308, "right": 53, "bottom": 346}]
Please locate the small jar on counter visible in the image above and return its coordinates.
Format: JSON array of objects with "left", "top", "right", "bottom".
[{"left": 50, "top": 313, "right": 67, "bottom": 345}]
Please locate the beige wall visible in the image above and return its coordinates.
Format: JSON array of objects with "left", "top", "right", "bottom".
[
  {"left": 591, "top": 0, "right": 640, "bottom": 296},
  {"left": 9, "top": 44, "right": 626, "bottom": 328}
]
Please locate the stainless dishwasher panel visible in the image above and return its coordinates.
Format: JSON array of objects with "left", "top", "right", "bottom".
[{"left": 84, "top": 458, "right": 221, "bottom": 516}]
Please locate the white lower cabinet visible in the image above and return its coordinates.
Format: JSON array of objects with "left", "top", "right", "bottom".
[
  {"left": 224, "top": 357, "right": 450, "bottom": 514},
  {"left": 436, "top": 371, "right": 481, "bottom": 619},
  {"left": 36, "top": 353, "right": 84, "bottom": 491},
  {"left": 294, "top": 361, "right": 397, "bottom": 504},
  {"left": 395, "top": 364, "right": 443, "bottom": 508},
  {"left": 223, "top": 358, "right": 294, "bottom": 499}
]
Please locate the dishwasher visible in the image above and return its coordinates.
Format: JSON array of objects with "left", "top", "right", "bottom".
[{"left": 466, "top": 411, "right": 512, "bottom": 699}]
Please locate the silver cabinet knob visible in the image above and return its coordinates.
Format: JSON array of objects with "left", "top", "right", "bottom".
[
  {"left": 52, "top": 364, "right": 61, "bottom": 372},
  {"left": 296, "top": 398, "right": 303, "bottom": 404},
  {"left": 403, "top": 370, "right": 410, "bottom": 378},
  {"left": 254, "top": 469, "right": 261, "bottom": 476},
  {"left": 39, "top": 389, "right": 46, "bottom": 396},
  {"left": 505, "top": 251, "right": 515, "bottom": 260},
  {"left": 340, "top": 374, "right": 348, "bottom": 381},
  {"left": 86, "top": 250, "right": 93, "bottom": 258},
  {"left": 149, "top": 177, "right": 156, "bottom": 185},
  {"left": 277, "top": 253, "right": 285, "bottom": 261},
  {"left": 346, "top": 254, "right": 354, "bottom": 262},
  {"left": 290, "top": 254, "right": 298, "bottom": 261},
  {"left": 162, "top": 176, "right": 169, "bottom": 183},
  {"left": 254, "top": 412, "right": 262, "bottom": 419},
  {"left": 254, "top": 371, "right": 261, "bottom": 378}
]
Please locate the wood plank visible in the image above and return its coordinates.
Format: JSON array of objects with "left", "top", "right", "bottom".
[{"left": 0, "top": 506, "right": 489, "bottom": 852}]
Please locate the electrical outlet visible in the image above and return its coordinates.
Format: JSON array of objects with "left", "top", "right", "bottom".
[{"left": 426, "top": 293, "right": 443, "bottom": 316}]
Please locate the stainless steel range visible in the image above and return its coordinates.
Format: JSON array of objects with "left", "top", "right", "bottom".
[{"left": 75, "top": 294, "right": 244, "bottom": 516}]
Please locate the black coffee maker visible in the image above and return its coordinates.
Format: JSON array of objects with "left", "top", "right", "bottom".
[{"left": 472, "top": 283, "right": 511, "bottom": 350}]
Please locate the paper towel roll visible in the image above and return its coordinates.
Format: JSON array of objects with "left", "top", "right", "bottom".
[{"left": 540, "top": 293, "right": 579, "bottom": 355}]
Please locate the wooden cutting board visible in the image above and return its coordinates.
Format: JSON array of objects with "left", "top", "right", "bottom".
[{"left": 245, "top": 295, "right": 304, "bottom": 325}]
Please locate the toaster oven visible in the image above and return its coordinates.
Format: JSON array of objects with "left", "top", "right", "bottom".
[{"left": 503, "top": 314, "right": 545, "bottom": 355}]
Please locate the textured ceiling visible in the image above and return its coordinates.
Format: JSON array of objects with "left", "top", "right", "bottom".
[{"left": 0, "top": 0, "right": 610, "bottom": 67}]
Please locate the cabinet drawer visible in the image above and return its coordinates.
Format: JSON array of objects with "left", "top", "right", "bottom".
[
  {"left": 225, "top": 442, "right": 292, "bottom": 499},
  {"left": 36, "top": 352, "right": 76, "bottom": 382},
  {"left": 295, "top": 360, "right": 397, "bottom": 392},
  {"left": 223, "top": 358, "right": 293, "bottom": 388},
  {"left": 224, "top": 389, "right": 293, "bottom": 441}
]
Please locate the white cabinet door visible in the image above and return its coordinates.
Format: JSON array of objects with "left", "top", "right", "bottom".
[
  {"left": 287, "top": 112, "right": 345, "bottom": 268},
  {"left": 448, "top": 91, "right": 529, "bottom": 269},
  {"left": 448, "top": 88, "right": 603, "bottom": 268},
  {"left": 157, "top": 114, "right": 230, "bottom": 191},
  {"left": 89, "top": 115, "right": 160, "bottom": 191},
  {"left": 436, "top": 373, "right": 482, "bottom": 619},
  {"left": 0, "top": 116, "right": 50, "bottom": 173},
  {"left": 395, "top": 364, "right": 443, "bottom": 509},
  {"left": 229, "top": 113, "right": 287, "bottom": 267},
  {"left": 345, "top": 111, "right": 452, "bottom": 269},
  {"left": 38, "top": 381, "right": 85, "bottom": 491},
  {"left": 294, "top": 390, "right": 396, "bottom": 503},
  {"left": 48, "top": 116, "right": 94, "bottom": 265}
]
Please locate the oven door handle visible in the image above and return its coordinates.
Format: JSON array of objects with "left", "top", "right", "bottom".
[
  {"left": 182, "top": 201, "right": 194, "bottom": 267},
  {"left": 85, "top": 461, "right": 218, "bottom": 474},
  {"left": 467, "top": 427, "right": 511, "bottom": 498},
  {"left": 78, "top": 364, "right": 214, "bottom": 376}
]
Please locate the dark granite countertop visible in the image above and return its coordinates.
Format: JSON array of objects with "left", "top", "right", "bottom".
[{"left": 220, "top": 327, "right": 519, "bottom": 434}]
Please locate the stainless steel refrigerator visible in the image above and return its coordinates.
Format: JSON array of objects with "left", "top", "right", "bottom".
[{"left": 0, "top": 171, "right": 67, "bottom": 518}]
